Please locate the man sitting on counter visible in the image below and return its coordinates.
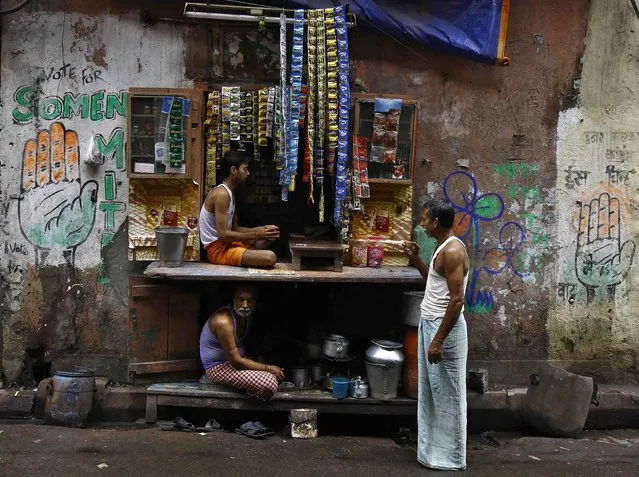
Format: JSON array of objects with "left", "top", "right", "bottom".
[{"left": 199, "top": 149, "right": 280, "bottom": 268}]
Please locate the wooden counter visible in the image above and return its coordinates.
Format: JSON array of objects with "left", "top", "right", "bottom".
[{"left": 144, "top": 261, "right": 424, "bottom": 284}]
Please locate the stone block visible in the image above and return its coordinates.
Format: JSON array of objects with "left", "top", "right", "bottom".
[
  {"left": 34, "top": 378, "right": 53, "bottom": 419},
  {"left": 468, "top": 368, "right": 489, "bottom": 394},
  {"left": 522, "top": 362, "right": 594, "bottom": 437},
  {"left": 91, "top": 376, "right": 112, "bottom": 418},
  {"left": 0, "top": 388, "right": 35, "bottom": 418},
  {"left": 100, "top": 386, "right": 147, "bottom": 422}
]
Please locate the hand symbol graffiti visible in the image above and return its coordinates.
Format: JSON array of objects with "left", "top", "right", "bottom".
[
  {"left": 18, "top": 122, "right": 98, "bottom": 266},
  {"left": 575, "top": 192, "right": 635, "bottom": 303}
]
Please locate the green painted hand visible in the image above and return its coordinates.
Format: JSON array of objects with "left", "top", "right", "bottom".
[
  {"left": 18, "top": 122, "right": 98, "bottom": 252},
  {"left": 575, "top": 193, "right": 635, "bottom": 302}
]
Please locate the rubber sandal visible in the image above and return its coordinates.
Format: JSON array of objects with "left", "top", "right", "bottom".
[
  {"left": 158, "top": 417, "right": 197, "bottom": 432},
  {"left": 196, "top": 418, "right": 224, "bottom": 433},
  {"left": 253, "top": 421, "right": 275, "bottom": 437},
  {"left": 235, "top": 421, "right": 270, "bottom": 439}
]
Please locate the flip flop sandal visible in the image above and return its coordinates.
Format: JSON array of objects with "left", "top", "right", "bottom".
[
  {"left": 235, "top": 421, "right": 270, "bottom": 439},
  {"left": 158, "top": 416, "right": 197, "bottom": 432},
  {"left": 196, "top": 418, "right": 224, "bottom": 433},
  {"left": 252, "top": 421, "right": 275, "bottom": 437}
]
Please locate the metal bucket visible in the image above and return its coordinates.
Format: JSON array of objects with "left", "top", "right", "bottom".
[
  {"left": 365, "top": 361, "right": 402, "bottom": 401},
  {"left": 155, "top": 226, "right": 189, "bottom": 267},
  {"left": 401, "top": 291, "right": 424, "bottom": 327},
  {"left": 44, "top": 368, "right": 95, "bottom": 428}
]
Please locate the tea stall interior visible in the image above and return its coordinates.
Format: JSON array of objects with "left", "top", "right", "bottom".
[{"left": 128, "top": 7, "right": 425, "bottom": 411}]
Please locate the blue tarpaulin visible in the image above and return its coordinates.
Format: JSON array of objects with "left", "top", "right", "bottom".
[{"left": 255, "top": 0, "right": 510, "bottom": 65}]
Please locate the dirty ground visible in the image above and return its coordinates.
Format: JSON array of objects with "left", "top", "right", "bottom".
[{"left": 0, "top": 420, "right": 637, "bottom": 476}]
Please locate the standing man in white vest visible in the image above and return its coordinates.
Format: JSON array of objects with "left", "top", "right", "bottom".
[{"left": 403, "top": 198, "right": 470, "bottom": 471}]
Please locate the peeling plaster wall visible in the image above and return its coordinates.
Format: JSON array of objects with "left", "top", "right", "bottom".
[
  {"left": 551, "top": 0, "right": 639, "bottom": 380},
  {"left": 0, "top": 5, "right": 191, "bottom": 384},
  {"left": 2, "top": 0, "right": 636, "bottom": 386}
]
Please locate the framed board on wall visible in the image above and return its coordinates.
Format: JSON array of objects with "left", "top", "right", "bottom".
[{"left": 352, "top": 93, "right": 419, "bottom": 184}]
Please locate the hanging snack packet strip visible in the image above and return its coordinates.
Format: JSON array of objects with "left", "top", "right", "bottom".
[
  {"left": 205, "top": 91, "right": 220, "bottom": 189},
  {"left": 324, "top": 8, "right": 339, "bottom": 176},
  {"left": 278, "top": 13, "right": 289, "bottom": 200},
  {"left": 316, "top": 9, "right": 328, "bottom": 220},
  {"left": 287, "top": 9, "right": 305, "bottom": 192},
  {"left": 168, "top": 98, "right": 184, "bottom": 168},
  {"left": 300, "top": 85, "right": 309, "bottom": 129},
  {"left": 304, "top": 11, "right": 317, "bottom": 204},
  {"left": 221, "top": 87, "right": 232, "bottom": 155},
  {"left": 334, "top": 5, "right": 351, "bottom": 225},
  {"left": 229, "top": 86, "right": 241, "bottom": 142},
  {"left": 239, "top": 91, "right": 254, "bottom": 147},
  {"left": 257, "top": 88, "right": 268, "bottom": 146},
  {"left": 315, "top": 8, "right": 327, "bottom": 185},
  {"left": 252, "top": 90, "right": 261, "bottom": 162}
]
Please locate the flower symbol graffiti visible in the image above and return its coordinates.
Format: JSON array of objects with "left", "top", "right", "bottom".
[
  {"left": 482, "top": 222, "right": 531, "bottom": 278},
  {"left": 443, "top": 171, "right": 504, "bottom": 313}
]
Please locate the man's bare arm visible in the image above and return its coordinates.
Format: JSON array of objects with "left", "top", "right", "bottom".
[
  {"left": 207, "top": 189, "right": 269, "bottom": 243},
  {"left": 432, "top": 243, "right": 466, "bottom": 345},
  {"left": 211, "top": 313, "right": 284, "bottom": 378},
  {"left": 232, "top": 211, "right": 279, "bottom": 238}
]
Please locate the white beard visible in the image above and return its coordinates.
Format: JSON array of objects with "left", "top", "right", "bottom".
[{"left": 234, "top": 307, "right": 252, "bottom": 319}]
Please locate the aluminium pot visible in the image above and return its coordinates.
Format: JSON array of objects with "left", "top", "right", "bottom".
[
  {"left": 365, "top": 339, "right": 404, "bottom": 366},
  {"left": 323, "top": 333, "right": 350, "bottom": 359}
]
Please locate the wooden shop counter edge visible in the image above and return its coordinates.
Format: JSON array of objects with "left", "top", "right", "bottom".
[{"left": 143, "top": 261, "right": 424, "bottom": 284}]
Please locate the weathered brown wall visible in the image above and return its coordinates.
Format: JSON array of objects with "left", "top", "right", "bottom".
[
  {"left": 343, "top": 2, "right": 590, "bottom": 378},
  {"left": 5, "top": 0, "right": 621, "bottom": 386}
]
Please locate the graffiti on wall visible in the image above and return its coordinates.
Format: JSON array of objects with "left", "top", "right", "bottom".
[
  {"left": 575, "top": 192, "right": 635, "bottom": 303},
  {"left": 443, "top": 169, "right": 541, "bottom": 314},
  {"left": 444, "top": 171, "right": 503, "bottom": 313},
  {"left": 11, "top": 83, "right": 127, "bottom": 253},
  {"left": 18, "top": 121, "right": 98, "bottom": 266},
  {"left": 558, "top": 130, "right": 638, "bottom": 305}
]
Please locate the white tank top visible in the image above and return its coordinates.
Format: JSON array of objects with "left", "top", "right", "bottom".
[
  {"left": 420, "top": 236, "right": 469, "bottom": 320},
  {"left": 199, "top": 183, "right": 234, "bottom": 247}
]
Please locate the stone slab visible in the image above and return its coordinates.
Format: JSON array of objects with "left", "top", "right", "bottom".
[{"left": 0, "top": 389, "right": 35, "bottom": 418}]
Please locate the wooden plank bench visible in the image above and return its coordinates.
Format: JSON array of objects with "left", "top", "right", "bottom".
[
  {"left": 144, "top": 261, "right": 423, "bottom": 284},
  {"left": 145, "top": 381, "right": 417, "bottom": 423}
]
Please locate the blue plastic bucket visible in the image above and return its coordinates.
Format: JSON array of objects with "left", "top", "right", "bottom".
[{"left": 331, "top": 377, "right": 350, "bottom": 399}]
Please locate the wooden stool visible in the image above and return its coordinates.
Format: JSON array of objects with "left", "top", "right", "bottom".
[{"left": 289, "top": 239, "right": 344, "bottom": 272}]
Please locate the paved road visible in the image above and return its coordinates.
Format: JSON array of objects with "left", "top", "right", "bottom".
[{"left": 1, "top": 421, "right": 637, "bottom": 476}]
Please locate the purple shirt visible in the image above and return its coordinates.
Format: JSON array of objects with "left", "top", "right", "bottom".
[{"left": 200, "top": 306, "right": 248, "bottom": 369}]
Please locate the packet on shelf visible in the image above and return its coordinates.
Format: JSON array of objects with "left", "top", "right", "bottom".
[{"left": 367, "top": 236, "right": 385, "bottom": 268}]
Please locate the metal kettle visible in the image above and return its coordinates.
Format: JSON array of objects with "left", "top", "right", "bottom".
[{"left": 350, "top": 376, "right": 369, "bottom": 399}]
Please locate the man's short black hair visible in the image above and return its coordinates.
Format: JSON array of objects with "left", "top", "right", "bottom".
[
  {"left": 424, "top": 198, "right": 455, "bottom": 229},
  {"left": 220, "top": 149, "right": 250, "bottom": 179}
]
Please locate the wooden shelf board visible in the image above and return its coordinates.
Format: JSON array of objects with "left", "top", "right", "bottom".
[
  {"left": 144, "top": 261, "right": 423, "bottom": 284},
  {"left": 367, "top": 178, "right": 412, "bottom": 185}
]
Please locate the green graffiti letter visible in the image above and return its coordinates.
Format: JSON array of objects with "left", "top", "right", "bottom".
[
  {"left": 62, "top": 93, "right": 89, "bottom": 119},
  {"left": 12, "top": 85, "right": 34, "bottom": 123},
  {"left": 105, "top": 91, "right": 127, "bottom": 119},
  {"left": 40, "top": 97, "right": 63, "bottom": 121},
  {"left": 90, "top": 91, "right": 105, "bottom": 121},
  {"left": 95, "top": 129, "right": 125, "bottom": 170}
]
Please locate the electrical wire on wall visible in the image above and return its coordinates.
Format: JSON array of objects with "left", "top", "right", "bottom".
[{"left": 631, "top": 0, "right": 639, "bottom": 21}]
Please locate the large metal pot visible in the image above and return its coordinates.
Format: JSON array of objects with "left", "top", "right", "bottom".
[
  {"left": 402, "top": 291, "right": 424, "bottom": 327},
  {"left": 365, "top": 339, "right": 404, "bottom": 365},
  {"left": 323, "top": 333, "right": 349, "bottom": 359},
  {"left": 290, "top": 367, "right": 311, "bottom": 387}
]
